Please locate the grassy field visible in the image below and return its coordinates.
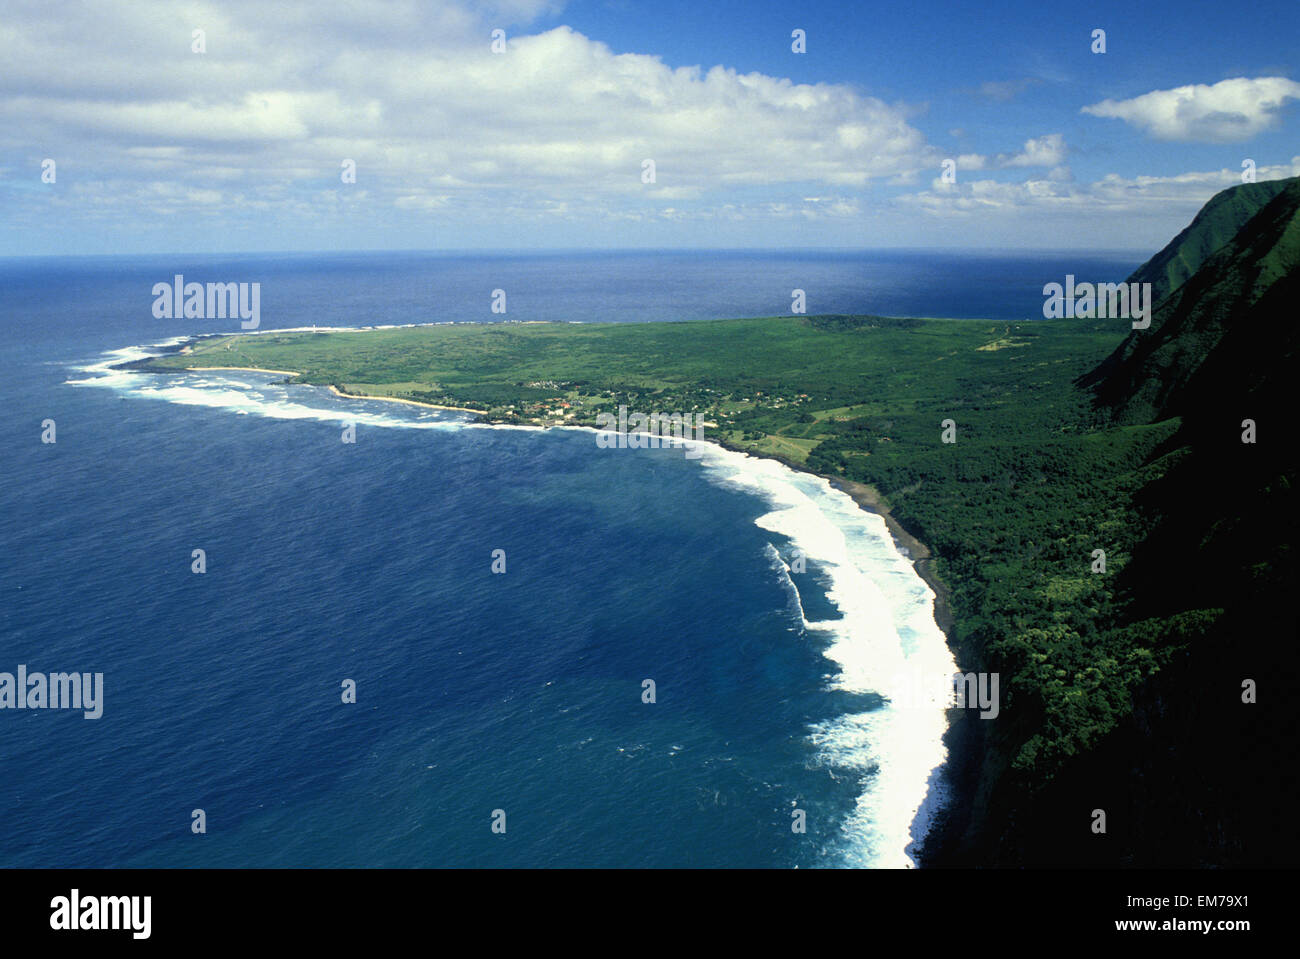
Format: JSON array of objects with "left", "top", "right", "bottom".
[{"left": 151, "top": 314, "right": 1125, "bottom": 444}]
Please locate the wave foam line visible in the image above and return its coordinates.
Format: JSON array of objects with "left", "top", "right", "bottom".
[
  {"left": 74, "top": 340, "right": 956, "bottom": 866},
  {"left": 691, "top": 443, "right": 957, "bottom": 868},
  {"left": 65, "top": 341, "right": 474, "bottom": 431}
]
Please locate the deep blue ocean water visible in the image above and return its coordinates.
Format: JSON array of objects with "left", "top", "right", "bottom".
[{"left": 0, "top": 250, "right": 1138, "bottom": 868}]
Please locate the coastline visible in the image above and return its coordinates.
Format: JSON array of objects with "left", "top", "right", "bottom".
[
  {"left": 141, "top": 340, "right": 966, "bottom": 865},
  {"left": 821, "top": 475, "right": 965, "bottom": 868},
  {"left": 325, "top": 385, "right": 483, "bottom": 415},
  {"left": 825, "top": 478, "right": 954, "bottom": 636},
  {"left": 169, "top": 362, "right": 487, "bottom": 415},
  {"left": 172, "top": 355, "right": 957, "bottom": 632},
  {"left": 168, "top": 350, "right": 961, "bottom": 666}
]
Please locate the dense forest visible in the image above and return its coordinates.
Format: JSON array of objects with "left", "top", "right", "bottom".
[{"left": 924, "top": 178, "right": 1298, "bottom": 865}]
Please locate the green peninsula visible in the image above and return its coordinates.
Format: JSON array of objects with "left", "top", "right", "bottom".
[{"left": 141, "top": 176, "right": 1298, "bottom": 868}]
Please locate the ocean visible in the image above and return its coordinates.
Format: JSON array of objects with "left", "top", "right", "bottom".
[{"left": 0, "top": 249, "right": 1139, "bottom": 868}]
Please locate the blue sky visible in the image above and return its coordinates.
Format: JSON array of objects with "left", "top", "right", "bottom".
[{"left": 2, "top": 0, "right": 1297, "bottom": 255}]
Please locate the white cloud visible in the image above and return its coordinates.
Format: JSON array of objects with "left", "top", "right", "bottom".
[
  {"left": 897, "top": 157, "right": 1300, "bottom": 220},
  {"left": 1082, "top": 77, "right": 1300, "bottom": 142},
  {"left": 394, "top": 193, "right": 453, "bottom": 212},
  {"left": 0, "top": 0, "right": 935, "bottom": 215},
  {"left": 5, "top": 2, "right": 1294, "bottom": 252},
  {"left": 999, "top": 133, "right": 1066, "bottom": 168},
  {"left": 945, "top": 134, "right": 1065, "bottom": 175}
]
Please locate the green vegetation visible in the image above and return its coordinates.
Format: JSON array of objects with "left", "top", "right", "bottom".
[
  {"left": 143, "top": 175, "right": 1298, "bottom": 866},
  {"left": 1039, "top": 177, "right": 1297, "bottom": 866},
  {"left": 1127, "top": 177, "right": 1293, "bottom": 307},
  {"left": 150, "top": 314, "right": 1122, "bottom": 445},
  {"left": 1085, "top": 178, "right": 1300, "bottom": 423}
]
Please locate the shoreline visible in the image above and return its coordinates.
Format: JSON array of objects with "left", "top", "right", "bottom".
[
  {"left": 184, "top": 357, "right": 957, "bottom": 624},
  {"left": 170, "top": 363, "right": 487, "bottom": 415},
  {"left": 166, "top": 353, "right": 958, "bottom": 658},
  {"left": 143, "top": 341, "right": 965, "bottom": 865},
  {"left": 325, "top": 385, "right": 484, "bottom": 415},
  {"left": 824, "top": 478, "right": 955, "bottom": 636},
  {"left": 146, "top": 352, "right": 956, "bottom": 627}
]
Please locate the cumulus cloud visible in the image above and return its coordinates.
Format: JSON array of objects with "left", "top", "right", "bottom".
[
  {"left": 944, "top": 134, "right": 1065, "bottom": 176},
  {"left": 899, "top": 157, "right": 1300, "bottom": 219},
  {"left": 1082, "top": 77, "right": 1300, "bottom": 142},
  {"left": 998, "top": 133, "right": 1066, "bottom": 168},
  {"left": 0, "top": 0, "right": 934, "bottom": 217},
  {"left": 4, "top": 1, "right": 1296, "bottom": 253}
]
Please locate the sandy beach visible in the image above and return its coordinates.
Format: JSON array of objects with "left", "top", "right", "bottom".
[
  {"left": 325, "top": 385, "right": 483, "bottom": 415},
  {"left": 829, "top": 477, "right": 954, "bottom": 634}
]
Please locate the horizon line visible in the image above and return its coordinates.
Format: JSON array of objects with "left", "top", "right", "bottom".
[{"left": 0, "top": 245, "right": 1154, "bottom": 261}]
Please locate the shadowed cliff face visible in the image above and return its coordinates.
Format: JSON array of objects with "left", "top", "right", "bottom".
[
  {"left": 1085, "top": 176, "right": 1297, "bottom": 640},
  {"left": 1080, "top": 177, "right": 1300, "bottom": 425},
  {"left": 940, "top": 180, "right": 1298, "bottom": 867},
  {"left": 1099, "top": 185, "right": 1297, "bottom": 866},
  {"left": 1124, "top": 177, "right": 1294, "bottom": 311}
]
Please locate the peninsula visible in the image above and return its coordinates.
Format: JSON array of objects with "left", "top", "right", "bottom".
[{"left": 138, "top": 176, "right": 1299, "bottom": 867}]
